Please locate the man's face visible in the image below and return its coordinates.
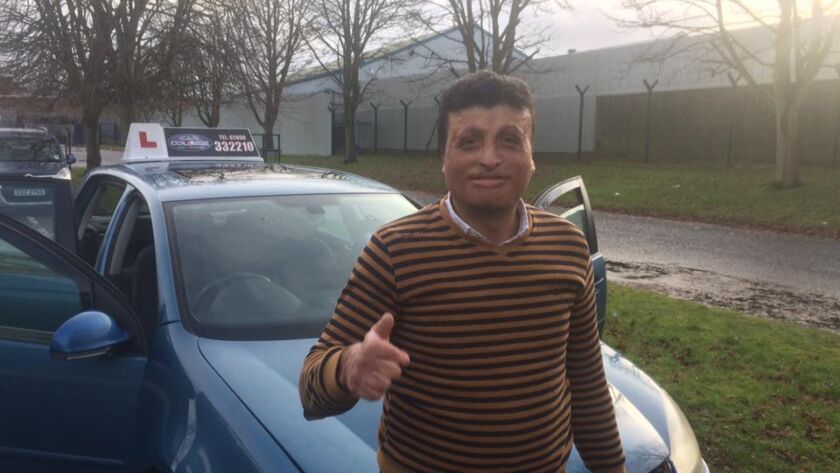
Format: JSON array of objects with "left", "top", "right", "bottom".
[{"left": 442, "top": 105, "right": 535, "bottom": 213}]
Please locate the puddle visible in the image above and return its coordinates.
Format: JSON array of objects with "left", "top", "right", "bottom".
[{"left": 608, "top": 261, "right": 840, "bottom": 333}]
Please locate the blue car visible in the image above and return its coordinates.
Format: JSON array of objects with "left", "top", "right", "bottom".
[{"left": 0, "top": 124, "right": 709, "bottom": 473}]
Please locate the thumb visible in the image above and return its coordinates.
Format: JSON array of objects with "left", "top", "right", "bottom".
[{"left": 371, "top": 313, "right": 395, "bottom": 341}]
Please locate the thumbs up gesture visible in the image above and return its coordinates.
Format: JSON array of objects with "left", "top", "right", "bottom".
[{"left": 340, "top": 313, "right": 411, "bottom": 400}]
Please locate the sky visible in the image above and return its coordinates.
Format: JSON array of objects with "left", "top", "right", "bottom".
[
  {"left": 527, "top": 0, "right": 804, "bottom": 56},
  {"left": 530, "top": 1, "right": 660, "bottom": 56}
]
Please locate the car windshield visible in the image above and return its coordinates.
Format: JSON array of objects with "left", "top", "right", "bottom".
[
  {"left": 168, "top": 193, "right": 418, "bottom": 340},
  {"left": 0, "top": 135, "right": 64, "bottom": 162}
]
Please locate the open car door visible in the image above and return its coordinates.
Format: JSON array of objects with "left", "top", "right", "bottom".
[
  {"left": 531, "top": 176, "right": 608, "bottom": 334},
  {"left": 0, "top": 213, "right": 146, "bottom": 472},
  {"left": 0, "top": 174, "right": 76, "bottom": 253}
]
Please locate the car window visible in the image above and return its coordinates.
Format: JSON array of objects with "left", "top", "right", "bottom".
[
  {"left": 550, "top": 193, "right": 589, "bottom": 236},
  {"left": 91, "top": 185, "right": 126, "bottom": 224},
  {"left": 533, "top": 179, "right": 598, "bottom": 254},
  {"left": 168, "top": 193, "right": 417, "bottom": 340},
  {"left": 0, "top": 235, "right": 82, "bottom": 338},
  {"left": 0, "top": 135, "right": 64, "bottom": 162},
  {"left": 78, "top": 182, "right": 127, "bottom": 265}
]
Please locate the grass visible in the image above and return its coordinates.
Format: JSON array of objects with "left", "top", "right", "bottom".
[
  {"left": 70, "top": 167, "right": 86, "bottom": 189},
  {"left": 604, "top": 285, "right": 839, "bottom": 473},
  {"left": 279, "top": 153, "right": 840, "bottom": 238}
]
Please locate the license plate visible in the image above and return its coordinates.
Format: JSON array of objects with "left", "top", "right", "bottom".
[{"left": 13, "top": 188, "right": 47, "bottom": 197}]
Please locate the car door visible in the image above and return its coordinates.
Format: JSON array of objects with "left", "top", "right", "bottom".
[
  {"left": 0, "top": 175, "right": 76, "bottom": 253},
  {"left": 0, "top": 213, "right": 147, "bottom": 473},
  {"left": 531, "top": 176, "right": 608, "bottom": 334}
]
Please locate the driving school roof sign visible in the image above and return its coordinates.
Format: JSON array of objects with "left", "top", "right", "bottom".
[{"left": 123, "top": 123, "right": 263, "bottom": 162}]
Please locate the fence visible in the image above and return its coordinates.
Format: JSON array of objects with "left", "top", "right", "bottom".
[
  {"left": 252, "top": 133, "right": 282, "bottom": 161},
  {"left": 329, "top": 78, "right": 840, "bottom": 167}
]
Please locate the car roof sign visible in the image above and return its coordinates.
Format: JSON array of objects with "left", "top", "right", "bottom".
[{"left": 122, "top": 123, "right": 263, "bottom": 163}]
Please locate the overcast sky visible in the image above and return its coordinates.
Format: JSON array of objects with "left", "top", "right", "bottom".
[
  {"left": 528, "top": 0, "right": 802, "bottom": 56},
  {"left": 531, "top": 1, "right": 657, "bottom": 56}
]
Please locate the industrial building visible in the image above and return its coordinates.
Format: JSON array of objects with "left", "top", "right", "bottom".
[{"left": 184, "top": 19, "right": 840, "bottom": 165}]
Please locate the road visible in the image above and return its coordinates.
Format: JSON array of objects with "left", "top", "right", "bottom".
[
  {"left": 405, "top": 191, "right": 840, "bottom": 332},
  {"left": 71, "top": 146, "right": 123, "bottom": 167},
  {"left": 595, "top": 211, "right": 839, "bottom": 299}
]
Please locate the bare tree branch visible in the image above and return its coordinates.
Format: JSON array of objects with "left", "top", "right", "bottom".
[{"left": 307, "top": 0, "right": 422, "bottom": 163}]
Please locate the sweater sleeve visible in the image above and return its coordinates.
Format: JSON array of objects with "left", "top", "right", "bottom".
[
  {"left": 567, "top": 256, "right": 626, "bottom": 472},
  {"left": 299, "top": 231, "right": 398, "bottom": 420}
]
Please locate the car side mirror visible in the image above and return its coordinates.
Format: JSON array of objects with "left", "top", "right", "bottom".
[
  {"left": 66, "top": 153, "right": 77, "bottom": 166},
  {"left": 50, "top": 311, "right": 132, "bottom": 361}
]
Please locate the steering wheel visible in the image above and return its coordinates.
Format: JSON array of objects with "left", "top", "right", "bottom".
[{"left": 193, "top": 272, "right": 273, "bottom": 316}]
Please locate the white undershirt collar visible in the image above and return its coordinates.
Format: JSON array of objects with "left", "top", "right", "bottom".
[{"left": 444, "top": 193, "right": 529, "bottom": 245}]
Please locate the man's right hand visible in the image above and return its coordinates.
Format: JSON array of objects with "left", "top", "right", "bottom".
[{"left": 340, "top": 313, "right": 410, "bottom": 400}]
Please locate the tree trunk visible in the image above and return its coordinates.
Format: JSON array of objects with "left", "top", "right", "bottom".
[
  {"left": 771, "top": 0, "right": 800, "bottom": 188},
  {"left": 210, "top": 101, "right": 220, "bottom": 127},
  {"left": 344, "top": 103, "right": 357, "bottom": 163},
  {"left": 173, "top": 104, "right": 183, "bottom": 126},
  {"left": 118, "top": 101, "right": 137, "bottom": 146},
  {"left": 82, "top": 113, "right": 102, "bottom": 169},
  {"left": 262, "top": 121, "right": 275, "bottom": 151},
  {"left": 774, "top": 99, "right": 802, "bottom": 187}
]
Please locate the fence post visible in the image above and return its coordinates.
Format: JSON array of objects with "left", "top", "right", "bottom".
[
  {"left": 833, "top": 66, "right": 840, "bottom": 170},
  {"left": 370, "top": 103, "right": 380, "bottom": 154},
  {"left": 726, "top": 72, "right": 741, "bottom": 167},
  {"left": 575, "top": 85, "right": 590, "bottom": 161},
  {"left": 327, "top": 105, "right": 336, "bottom": 156},
  {"left": 643, "top": 79, "right": 659, "bottom": 163},
  {"left": 425, "top": 96, "right": 441, "bottom": 154},
  {"left": 400, "top": 100, "right": 412, "bottom": 155},
  {"left": 65, "top": 125, "right": 73, "bottom": 156}
]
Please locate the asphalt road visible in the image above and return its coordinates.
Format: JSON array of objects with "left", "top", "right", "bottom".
[
  {"left": 594, "top": 211, "right": 840, "bottom": 299},
  {"left": 71, "top": 147, "right": 123, "bottom": 167}
]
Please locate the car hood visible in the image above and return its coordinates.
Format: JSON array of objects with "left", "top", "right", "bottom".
[
  {"left": 0, "top": 161, "right": 70, "bottom": 179},
  {"left": 198, "top": 338, "right": 670, "bottom": 473}
]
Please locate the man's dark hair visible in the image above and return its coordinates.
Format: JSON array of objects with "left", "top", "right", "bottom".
[{"left": 437, "top": 70, "right": 535, "bottom": 155}]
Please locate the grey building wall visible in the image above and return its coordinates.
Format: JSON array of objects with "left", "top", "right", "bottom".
[{"left": 204, "top": 17, "right": 840, "bottom": 158}]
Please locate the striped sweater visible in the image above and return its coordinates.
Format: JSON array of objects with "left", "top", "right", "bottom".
[{"left": 299, "top": 199, "right": 625, "bottom": 473}]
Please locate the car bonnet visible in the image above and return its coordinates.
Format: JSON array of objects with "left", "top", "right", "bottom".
[
  {"left": 0, "top": 161, "right": 69, "bottom": 178},
  {"left": 198, "top": 338, "right": 381, "bottom": 472},
  {"left": 198, "top": 338, "right": 670, "bottom": 473}
]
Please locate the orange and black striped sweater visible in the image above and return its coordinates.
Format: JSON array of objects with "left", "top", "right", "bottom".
[{"left": 299, "top": 200, "right": 626, "bottom": 473}]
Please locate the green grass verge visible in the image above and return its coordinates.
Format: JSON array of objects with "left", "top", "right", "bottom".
[
  {"left": 604, "top": 285, "right": 839, "bottom": 473},
  {"left": 280, "top": 154, "right": 840, "bottom": 238},
  {"left": 70, "top": 167, "right": 85, "bottom": 189}
]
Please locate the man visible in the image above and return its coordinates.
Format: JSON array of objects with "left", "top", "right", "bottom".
[{"left": 299, "top": 71, "right": 626, "bottom": 473}]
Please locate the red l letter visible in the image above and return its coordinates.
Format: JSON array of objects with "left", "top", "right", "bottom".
[{"left": 139, "top": 131, "right": 157, "bottom": 148}]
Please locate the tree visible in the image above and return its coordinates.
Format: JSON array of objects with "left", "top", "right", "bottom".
[
  {"left": 111, "top": 0, "right": 197, "bottom": 140},
  {"left": 0, "top": 0, "right": 113, "bottom": 168},
  {"left": 308, "top": 0, "right": 420, "bottom": 163},
  {"left": 421, "top": 0, "right": 569, "bottom": 76},
  {"left": 616, "top": 0, "right": 840, "bottom": 188},
  {"left": 186, "top": 7, "right": 233, "bottom": 127},
  {"left": 222, "top": 0, "right": 308, "bottom": 151}
]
